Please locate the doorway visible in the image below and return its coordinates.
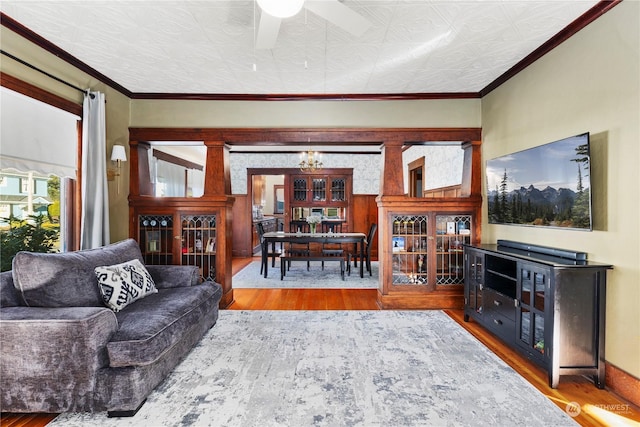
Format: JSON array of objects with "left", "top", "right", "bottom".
[
  {"left": 408, "top": 157, "right": 425, "bottom": 197},
  {"left": 249, "top": 170, "right": 286, "bottom": 255}
]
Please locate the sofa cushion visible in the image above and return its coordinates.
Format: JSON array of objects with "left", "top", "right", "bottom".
[
  {"left": 95, "top": 259, "right": 158, "bottom": 312},
  {"left": 0, "top": 271, "right": 23, "bottom": 307},
  {"left": 106, "top": 283, "right": 220, "bottom": 368},
  {"left": 12, "top": 239, "right": 143, "bottom": 308}
]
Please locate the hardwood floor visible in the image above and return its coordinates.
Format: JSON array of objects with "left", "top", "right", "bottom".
[{"left": 2, "top": 258, "right": 638, "bottom": 427}]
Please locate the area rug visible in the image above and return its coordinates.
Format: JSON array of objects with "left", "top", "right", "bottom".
[
  {"left": 49, "top": 310, "right": 576, "bottom": 427},
  {"left": 232, "top": 260, "right": 379, "bottom": 289}
]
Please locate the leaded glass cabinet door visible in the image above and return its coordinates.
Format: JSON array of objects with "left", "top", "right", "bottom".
[
  {"left": 435, "top": 214, "right": 472, "bottom": 285},
  {"left": 391, "top": 214, "right": 429, "bottom": 286},
  {"left": 311, "top": 178, "right": 326, "bottom": 202},
  {"left": 516, "top": 263, "right": 549, "bottom": 361},
  {"left": 330, "top": 177, "right": 346, "bottom": 202},
  {"left": 180, "top": 214, "right": 217, "bottom": 282},
  {"left": 292, "top": 177, "right": 309, "bottom": 203},
  {"left": 138, "top": 214, "right": 174, "bottom": 266}
]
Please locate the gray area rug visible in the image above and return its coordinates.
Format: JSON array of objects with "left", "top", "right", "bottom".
[
  {"left": 233, "top": 260, "right": 379, "bottom": 289},
  {"left": 50, "top": 310, "right": 576, "bottom": 427}
]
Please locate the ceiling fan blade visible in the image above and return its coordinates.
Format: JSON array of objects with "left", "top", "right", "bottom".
[
  {"left": 255, "top": 11, "right": 282, "bottom": 49},
  {"left": 305, "top": 0, "right": 372, "bottom": 37}
]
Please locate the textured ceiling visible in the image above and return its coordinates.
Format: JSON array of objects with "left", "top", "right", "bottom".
[{"left": 1, "top": 0, "right": 599, "bottom": 95}]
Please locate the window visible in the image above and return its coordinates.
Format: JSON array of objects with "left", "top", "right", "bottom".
[
  {"left": 0, "top": 86, "right": 80, "bottom": 253},
  {"left": 20, "top": 178, "right": 30, "bottom": 194}
]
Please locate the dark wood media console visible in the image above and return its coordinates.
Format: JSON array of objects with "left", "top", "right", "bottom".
[{"left": 463, "top": 240, "right": 612, "bottom": 389}]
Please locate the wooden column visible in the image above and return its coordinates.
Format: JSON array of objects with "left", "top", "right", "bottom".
[
  {"left": 379, "top": 138, "right": 405, "bottom": 196},
  {"left": 203, "top": 140, "right": 234, "bottom": 308},
  {"left": 204, "top": 141, "right": 231, "bottom": 196},
  {"left": 129, "top": 142, "right": 154, "bottom": 197}
]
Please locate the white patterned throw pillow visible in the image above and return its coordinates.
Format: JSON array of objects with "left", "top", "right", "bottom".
[{"left": 95, "top": 259, "right": 157, "bottom": 312}]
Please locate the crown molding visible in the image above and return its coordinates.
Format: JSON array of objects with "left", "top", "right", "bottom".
[{"left": 480, "top": 0, "right": 622, "bottom": 97}]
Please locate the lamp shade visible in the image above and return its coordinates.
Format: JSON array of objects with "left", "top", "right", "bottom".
[
  {"left": 257, "top": 0, "right": 304, "bottom": 18},
  {"left": 110, "top": 145, "right": 127, "bottom": 162}
]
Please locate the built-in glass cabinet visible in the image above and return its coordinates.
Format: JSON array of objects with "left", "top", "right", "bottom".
[
  {"left": 287, "top": 171, "right": 352, "bottom": 232},
  {"left": 137, "top": 213, "right": 217, "bottom": 282},
  {"left": 389, "top": 212, "right": 473, "bottom": 288}
]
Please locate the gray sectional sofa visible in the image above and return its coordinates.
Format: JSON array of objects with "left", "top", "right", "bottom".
[{"left": 0, "top": 239, "right": 222, "bottom": 416}]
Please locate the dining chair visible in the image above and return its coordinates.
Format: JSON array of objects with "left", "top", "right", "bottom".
[
  {"left": 287, "top": 220, "right": 311, "bottom": 270},
  {"left": 321, "top": 221, "right": 344, "bottom": 270},
  {"left": 256, "top": 222, "right": 281, "bottom": 275},
  {"left": 349, "top": 223, "right": 377, "bottom": 276}
]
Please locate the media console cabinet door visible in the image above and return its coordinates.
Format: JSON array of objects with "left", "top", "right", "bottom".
[{"left": 516, "top": 263, "right": 550, "bottom": 363}]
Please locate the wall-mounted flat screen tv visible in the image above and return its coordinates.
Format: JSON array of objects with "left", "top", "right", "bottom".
[{"left": 486, "top": 133, "right": 592, "bottom": 230}]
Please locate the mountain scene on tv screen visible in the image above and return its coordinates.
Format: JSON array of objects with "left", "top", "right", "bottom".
[{"left": 486, "top": 135, "right": 591, "bottom": 229}]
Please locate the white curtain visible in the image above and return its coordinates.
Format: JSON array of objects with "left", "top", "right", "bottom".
[
  {"left": 188, "top": 169, "right": 205, "bottom": 197},
  {"left": 157, "top": 159, "right": 185, "bottom": 197},
  {"left": 80, "top": 91, "right": 110, "bottom": 249}
]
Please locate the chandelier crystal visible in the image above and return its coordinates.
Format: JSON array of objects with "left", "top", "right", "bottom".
[{"left": 299, "top": 149, "right": 323, "bottom": 172}]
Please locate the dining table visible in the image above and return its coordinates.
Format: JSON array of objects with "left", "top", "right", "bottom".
[{"left": 261, "top": 231, "right": 368, "bottom": 278}]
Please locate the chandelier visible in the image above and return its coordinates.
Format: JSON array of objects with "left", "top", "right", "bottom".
[{"left": 299, "top": 149, "right": 323, "bottom": 172}]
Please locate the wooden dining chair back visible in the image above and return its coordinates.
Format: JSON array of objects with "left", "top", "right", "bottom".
[
  {"left": 321, "top": 221, "right": 345, "bottom": 270},
  {"left": 256, "top": 221, "right": 281, "bottom": 274},
  {"left": 350, "top": 223, "right": 377, "bottom": 276},
  {"left": 287, "top": 220, "right": 311, "bottom": 270}
]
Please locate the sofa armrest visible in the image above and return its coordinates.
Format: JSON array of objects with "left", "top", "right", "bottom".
[
  {"left": 0, "top": 306, "right": 118, "bottom": 412},
  {"left": 145, "top": 264, "right": 200, "bottom": 289}
]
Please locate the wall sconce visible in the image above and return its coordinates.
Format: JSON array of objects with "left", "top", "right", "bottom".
[{"left": 107, "top": 144, "right": 127, "bottom": 193}]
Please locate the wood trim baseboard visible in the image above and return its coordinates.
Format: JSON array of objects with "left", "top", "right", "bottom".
[{"left": 606, "top": 363, "right": 640, "bottom": 408}]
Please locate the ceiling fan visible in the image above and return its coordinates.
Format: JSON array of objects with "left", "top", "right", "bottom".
[{"left": 256, "top": 0, "right": 372, "bottom": 49}]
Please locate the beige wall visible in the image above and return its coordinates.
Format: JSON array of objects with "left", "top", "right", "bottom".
[
  {"left": 481, "top": 1, "right": 640, "bottom": 378},
  {"left": 1, "top": 27, "right": 132, "bottom": 244},
  {"left": 130, "top": 98, "right": 480, "bottom": 128}
]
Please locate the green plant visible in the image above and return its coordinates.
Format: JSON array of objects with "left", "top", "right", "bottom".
[{"left": 0, "top": 214, "right": 59, "bottom": 272}]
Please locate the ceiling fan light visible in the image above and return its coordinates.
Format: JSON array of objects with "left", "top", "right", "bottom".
[{"left": 257, "top": 0, "right": 304, "bottom": 18}]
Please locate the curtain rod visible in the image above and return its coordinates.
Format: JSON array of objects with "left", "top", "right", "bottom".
[{"left": 1, "top": 49, "right": 94, "bottom": 98}]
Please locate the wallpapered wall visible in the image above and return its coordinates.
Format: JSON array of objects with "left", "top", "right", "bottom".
[
  {"left": 230, "top": 145, "right": 464, "bottom": 195},
  {"left": 403, "top": 145, "right": 464, "bottom": 192},
  {"left": 230, "top": 152, "right": 381, "bottom": 195}
]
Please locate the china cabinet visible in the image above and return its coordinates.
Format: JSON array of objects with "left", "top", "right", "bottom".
[
  {"left": 464, "top": 240, "right": 611, "bottom": 388},
  {"left": 290, "top": 173, "right": 349, "bottom": 205},
  {"left": 286, "top": 169, "right": 353, "bottom": 233}
]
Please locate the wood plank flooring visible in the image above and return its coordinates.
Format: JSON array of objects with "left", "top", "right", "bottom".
[{"left": 2, "top": 257, "right": 638, "bottom": 427}]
